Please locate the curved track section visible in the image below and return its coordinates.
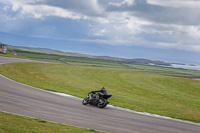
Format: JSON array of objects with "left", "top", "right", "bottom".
[{"left": 0, "top": 56, "right": 200, "bottom": 133}]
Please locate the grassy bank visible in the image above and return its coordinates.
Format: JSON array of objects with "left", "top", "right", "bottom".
[
  {"left": 0, "top": 50, "right": 18, "bottom": 58},
  {"left": 0, "top": 62, "right": 200, "bottom": 123},
  {"left": 0, "top": 111, "right": 101, "bottom": 133}
]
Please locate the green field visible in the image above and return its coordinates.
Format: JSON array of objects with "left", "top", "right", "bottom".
[
  {"left": 0, "top": 111, "right": 101, "bottom": 133},
  {"left": 14, "top": 51, "right": 200, "bottom": 78},
  {"left": 0, "top": 62, "right": 200, "bottom": 123}
]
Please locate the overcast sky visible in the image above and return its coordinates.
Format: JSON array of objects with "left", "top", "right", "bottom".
[{"left": 0, "top": 0, "right": 200, "bottom": 64}]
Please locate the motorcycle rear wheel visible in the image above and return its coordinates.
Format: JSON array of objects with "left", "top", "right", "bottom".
[{"left": 97, "top": 98, "right": 108, "bottom": 108}]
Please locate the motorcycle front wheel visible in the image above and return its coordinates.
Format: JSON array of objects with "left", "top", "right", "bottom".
[
  {"left": 82, "top": 98, "right": 89, "bottom": 105},
  {"left": 97, "top": 98, "right": 108, "bottom": 108}
]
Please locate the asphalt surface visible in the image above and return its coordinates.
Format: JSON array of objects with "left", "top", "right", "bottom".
[{"left": 0, "top": 56, "right": 200, "bottom": 133}]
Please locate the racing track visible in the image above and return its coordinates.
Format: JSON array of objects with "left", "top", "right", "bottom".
[{"left": 0, "top": 56, "right": 200, "bottom": 133}]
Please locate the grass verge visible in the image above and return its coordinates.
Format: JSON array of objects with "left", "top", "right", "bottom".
[
  {"left": 0, "top": 111, "right": 101, "bottom": 133},
  {"left": 0, "top": 62, "right": 200, "bottom": 123}
]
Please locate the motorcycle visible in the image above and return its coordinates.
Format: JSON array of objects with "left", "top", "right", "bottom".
[{"left": 82, "top": 91, "right": 112, "bottom": 108}]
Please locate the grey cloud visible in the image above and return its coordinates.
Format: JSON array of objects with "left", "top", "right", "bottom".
[
  {"left": 24, "top": 0, "right": 200, "bottom": 26},
  {"left": 134, "top": 6, "right": 200, "bottom": 26},
  {"left": 30, "top": 0, "right": 105, "bottom": 17},
  {"left": 104, "top": 0, "right": 200, "bottom": 26}
]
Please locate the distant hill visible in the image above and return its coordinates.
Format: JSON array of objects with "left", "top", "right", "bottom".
[{"left": 7, "top": 45, "right": 171, "bottom": 66}]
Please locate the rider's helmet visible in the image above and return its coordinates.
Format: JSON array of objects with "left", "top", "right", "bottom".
[{"left": 101, "top": 86, "right": 106, "bottom": 90}]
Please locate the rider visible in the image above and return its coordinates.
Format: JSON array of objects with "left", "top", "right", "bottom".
[{"left": 89, "top": 87, "right": 108, "bottom": 101}]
